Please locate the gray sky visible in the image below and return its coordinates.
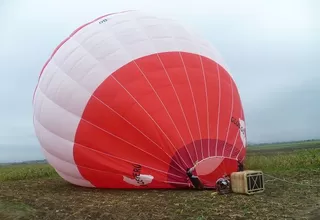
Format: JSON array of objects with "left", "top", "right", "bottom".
[{"left": 0, "top": 0, "right": 319, "bottom": 162}]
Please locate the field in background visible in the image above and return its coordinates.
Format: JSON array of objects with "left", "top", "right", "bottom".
[
  {"left": 247, "top": 140, "right": 320, "bottom": 153},
  {"left": 0, "top": 140, "right": 320, "bottom": 220}
]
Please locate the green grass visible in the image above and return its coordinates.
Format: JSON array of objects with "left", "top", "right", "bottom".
[
  {"left": 0, "top": 164, "right": 58, "bottom": 182},
  {"left": 245, "top": 148, "right": 320, "bottom": 172}
]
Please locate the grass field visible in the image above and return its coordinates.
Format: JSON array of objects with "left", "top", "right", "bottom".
[
  {"left": 1, "top": 141, "right": 320, "bottom": 220},
  {"left": 247, "top": 140, "right": 320, "bottom": 153}
]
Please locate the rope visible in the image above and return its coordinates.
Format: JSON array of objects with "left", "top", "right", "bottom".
[{"left": 264, "top": 173, "right": 320, "bottom": 187}]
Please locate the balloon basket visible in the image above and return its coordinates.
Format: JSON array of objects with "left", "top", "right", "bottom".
[{"left": 230, "top": 170, "right": 265, "bottom": 195}]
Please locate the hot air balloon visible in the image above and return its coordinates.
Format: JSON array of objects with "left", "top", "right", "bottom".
[{"left": 33, "top": 10, "right": 247, "bottom": 189}]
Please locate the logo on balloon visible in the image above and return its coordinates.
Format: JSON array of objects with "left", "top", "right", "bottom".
[
  {"left": 231, "top": 117, "right": 247, "bottom": 148},
  {"left": 99, "top": 19, "right": 108, "bottom": 24},
  {"left": 123, "top": 164, "right": 154, "bottom": 187}
]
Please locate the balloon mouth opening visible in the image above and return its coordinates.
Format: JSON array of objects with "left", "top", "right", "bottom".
[{"left": 194, "top": 156, "right": 238, "bottom": 185}]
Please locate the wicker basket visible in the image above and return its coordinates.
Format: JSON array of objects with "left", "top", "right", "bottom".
[{"left": 230, "top": 170, "right": 265, "bottom": 195}]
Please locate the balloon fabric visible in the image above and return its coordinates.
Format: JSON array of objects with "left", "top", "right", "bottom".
[{"left": 33, "top": 10, "right": 247, "bottom": 189}]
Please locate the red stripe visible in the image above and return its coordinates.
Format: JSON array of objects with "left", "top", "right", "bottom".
[{"left": 73, "top": 52, "right": 245, "bottom": 188}]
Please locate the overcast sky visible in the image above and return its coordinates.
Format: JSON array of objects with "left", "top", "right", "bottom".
[{"left": 0, "top": 0, "right": 319, "bottom": 162}]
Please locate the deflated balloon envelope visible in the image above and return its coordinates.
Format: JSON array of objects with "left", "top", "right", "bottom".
[{"left": 32, "top": 10, "right": 247, "bottom": 188}]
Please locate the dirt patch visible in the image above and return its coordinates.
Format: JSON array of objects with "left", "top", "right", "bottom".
[
  {"left": 0, "top": 199, "right": 36, "bottom": 220},
  {"left": 304, "top": 202, "right": 320, "bottom": 220}
]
